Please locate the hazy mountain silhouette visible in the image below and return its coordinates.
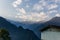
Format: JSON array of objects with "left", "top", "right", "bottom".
[
  {"left": 8, "top": 19, "right": 41, "bottom": 38},
  {"left": 18, "top": 27, "right": 40, "bottom": 40},
  {"left": 8, "top": 20, "right": 38, "bottom": 29},
  {"left": 28, "top": 17, "right": 60, "bottom": 38},
  {"left": 45, "top": 17, "right": 60, "bottom": 26},
  {"left": 0, "top": 17, "right": 19, "bottom": 40},
  {"left": 7, "top": 17, "right": 60, "bottom": 39},
  {"left": 37, "top": 17, "right": 60, "bottom": 29},
  {"left": 0, "top": 17, "right": 40, "bottom": 40}
]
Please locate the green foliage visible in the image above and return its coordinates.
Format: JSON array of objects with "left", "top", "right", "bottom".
[{"left": 0, "top": 29, "right": 11, "bottom": 40}]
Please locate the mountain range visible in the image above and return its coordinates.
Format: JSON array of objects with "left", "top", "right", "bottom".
[
  {"left": 7, "top": 17, "right": 60, "bottom": 39},
  {"left": 0, "top": 17, "right": 40, "bottom": 40},
  {"left": 0, "top": 16, "right": 60, "bottom": 40}
]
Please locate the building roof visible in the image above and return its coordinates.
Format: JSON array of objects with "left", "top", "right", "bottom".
[{"left": 40, "top": 25, "right": 60, "bottom": 32}]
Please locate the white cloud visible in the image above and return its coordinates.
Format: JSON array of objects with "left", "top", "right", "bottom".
[
  {"left": 13, "top": 0, "right": 49, "bottom": 22},
  {"left": 15, "top": 16, "right": 18, "bottom": 18},
  {"left": 48, "top": 4, "right": 58, "bottom": 10},
  {"left": 55, "top": 0, "right": 60, "bottom": 3},
  {"left": 18, "top": 8, "right": 26, "bottom": 14},
  {"left": 33, "top": 4, "right": 44, "bottom": 11},
  {"left": 42, "top": 0, "right": 60, "bottom": 3},
  {"left": 12, "top": 3, "right": 17, "bottom": 7},
  {"left": 19, "top": 15, "right": 27, "bottom": 19},
  {"left": 39, "top": 12, "right": 48, "bottom": 19},
  {"left": 47, "top": 10, "right": 58, "bottom": 16},
  {"left": 39, "top": 0, "right": 47, "bottom": 6},
  {"left": 52, "top": 0, "right": 60, "bottom": 3},
  {"left": 48, "top": 10, "right": 57, "bottom": 14},
  {"left": 17, "top": 13, "right": 21, "bottom": 15},
  {"left": 12, "top": 0, "right": 59, "bottom": 22},
  {"left": 31, "top": 12, "right": 48, "bottom": 21},
  {"left": 12, "top": 0, "right": 22, "bottom": 7},
  {"left": 15, "top": 12, "right": 48, "bottom": 22},
  {"left": 33, "top": 0, "right": 48, "bottom": 11},
  {"left": 31, "top": 12, "right": 47, "bottom": 19},
  {"left": 55, "top": 14, "right": 60, "bottom": 17}
]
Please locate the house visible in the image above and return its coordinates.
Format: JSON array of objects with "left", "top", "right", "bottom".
[{"left": 40, "top": 25, "right": 60, "bottom": 40}]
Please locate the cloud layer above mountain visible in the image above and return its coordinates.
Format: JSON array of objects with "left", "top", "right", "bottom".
[
  {"left": 11, "top": 0, "right": 60, "bottom": 22},
  {"left": 0, "top": 0, "right": 59, "bottom": 22}
]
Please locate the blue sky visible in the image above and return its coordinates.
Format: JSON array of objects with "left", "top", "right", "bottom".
[{"left": 0, "top": 0, "right": 60, "bottom": 22}]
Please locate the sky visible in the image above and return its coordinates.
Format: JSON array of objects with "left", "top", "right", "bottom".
[{"left": 0, "top": 0, "right": 60, "bottom": 22}]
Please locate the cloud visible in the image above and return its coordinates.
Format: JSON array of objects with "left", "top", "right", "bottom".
[
  {"left": 48, "top": 10, "right": 58, "bottom": 14},
  {"left": 12, "top": 0, "right": 48, "bottom": 22},
  {"left": 31, "top": 12, "right": 47, "bottom": 19},
  {"left": 39, "top": 0, "right": 47, "bottom": 6},
  {"left": 15, "top": 12, "right": 48, "bottom": 22},
  {"left": 43, "top": 0, "right": 60, "bottom": 3},
  {"left": 55, "top": 14, "right": 60, "bottom": 17},
  {"left": 33, "top": 0, "right": 48, "bottom": 11},
  {"left": 12, "top": 0, "right": 59, "bottom": 22},
  {"left": 18, "top": 8, "right": 26, "bottom": 14},
  {"left": 52, "top": 0, "right": 60, "bottom": 3},
  {"left": 33, "top": 4, "right": 44, "bottom": 11},
  {"left": 48, "top": 4, "right": 58, "bottom": 10},
  {"left": 39, "top": 12, "right": 48, "bottom": 19},
  {"left": 12, "top": 0, "right": 22, "bottom": 7}
]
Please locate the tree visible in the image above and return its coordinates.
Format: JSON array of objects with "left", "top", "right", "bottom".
[{"left": 0, "top": 29, "right": 11, "bottom": 40}]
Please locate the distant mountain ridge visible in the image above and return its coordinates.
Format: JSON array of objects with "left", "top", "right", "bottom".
[
  {"left": 7, "top": 17, "right": 60, "bottom": 29},
  {"left": 46, "top": 17, "right": 60, "bottom": 26},
  {"left": 35, "top": 17, "right": 60, "bottom": 32},
  {"left": 28, "top": 17, "right": 60, "bottom": 38},
  {"left": 7, "top": 17, "right": 60, "bottom": 39},
  {"left": 0, "top": 17, "right": 19, "bottom": 40},
  {"left": 0, "top": 17, "right": 40, "bottom": 40}
]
